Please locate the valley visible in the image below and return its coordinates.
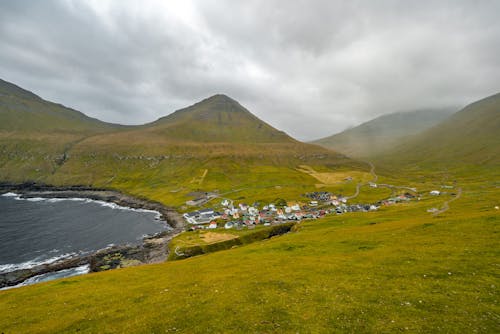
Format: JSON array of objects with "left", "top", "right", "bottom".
[{"left": 0, "top": 79, "right": 498, "bottom": 333}]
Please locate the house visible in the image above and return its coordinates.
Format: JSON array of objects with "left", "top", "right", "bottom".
[
  {"left": 183, "top": 211, "right": 200, "bottom": 224},
  {"left": 430, "top": 190, "right": 441, "bottom": 196},
  {"left": 208, "top": 221, "right": 218, "bottom": 229},
  {"left": 239, "top": 203, "right": 248, "bottom": 211},
  {"left": 369, "top": 182, "right": 377, "bottom": 188},
  {"left": 224, "top": 222, "right": 234, "bottom": 229},
  {"left": 248, "top": 206, "right": 259, "bottom": 215},
  {"left": 199, "top": 208, "right": 215, "bottom": 216},
  {"left": 221, "top": 199, "right": 231, "bottom": 207},
  {"left": 310, "top": 200, "right": 318, "bottom": 207}
]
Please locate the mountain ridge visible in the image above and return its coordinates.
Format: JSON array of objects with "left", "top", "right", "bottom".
[
  {"left": 374, "top": 92, "right": 500, "bottom": 166},
  {"left": 0, "top": 78, "right": 125, "bottom": 133},
  {"left": 312, "top": 107, "right": 456, "bottom": 158}
]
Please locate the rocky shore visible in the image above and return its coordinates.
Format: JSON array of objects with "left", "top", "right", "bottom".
[{"left": 0, "top": 182, "right": 185, "bottom": 288}]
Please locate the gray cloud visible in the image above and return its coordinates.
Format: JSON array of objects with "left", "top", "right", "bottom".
[{"left": 1, "top": 0, "right": 499, "bottom": 140}]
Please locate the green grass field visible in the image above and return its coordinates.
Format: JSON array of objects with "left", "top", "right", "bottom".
[{"left": 1, "top": 167, "right": 498, "bottom": 333}]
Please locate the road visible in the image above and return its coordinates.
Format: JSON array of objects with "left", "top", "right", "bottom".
[
  {"left": 346, "top": 161, "right": 378, "bottom": 200},
  {"left": 432, "top": 187, "right": 462, "bottom": 216}
]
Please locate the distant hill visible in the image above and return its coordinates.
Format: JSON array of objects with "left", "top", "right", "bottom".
[
  {"left": 312, "top": 108, "right": 455, "bottom": 158},
  {"left": 0, "top": 79, "right": 122, "bottom": 133},
  {"left": 376, "top": 92, "right": 500, "bottom": 166}
]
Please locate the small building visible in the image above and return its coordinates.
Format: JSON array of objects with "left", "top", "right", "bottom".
[
  {"left": 430, "top": 190, "right": 441, "bottom": 196},
  {"left": 248, "top": 206, "right": 259, "bottom": 215}
]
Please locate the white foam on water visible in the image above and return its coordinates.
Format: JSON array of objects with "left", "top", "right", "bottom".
[
  {"left": 1, "top": 192, "right": 167, "bottom": 225},
  {"left": 0, "top": 252, "right": 79, "bottom": 274},
  {"left": 1, "top": 192, "right": 19, "bottom": 197},
  {"left": 1, "top": 264, "right": 90, "bottom": 290}
]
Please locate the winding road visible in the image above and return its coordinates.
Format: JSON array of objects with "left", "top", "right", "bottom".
[
  {"left": 432, "top": 187, "right": 463, "bottom": 216},
  {"left": 346, "top": 161, "right": 377, "bottom": 200}
]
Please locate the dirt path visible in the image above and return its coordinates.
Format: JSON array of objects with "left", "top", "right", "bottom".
[
  {"left": 368, "top": 161, "right": 378, "bottom": 182},
  {"left": 190, "top": 169, "right": 208, "bottom": 185},
  {"left": 433, "top": 187, "right": 463, "bottom": 216},
  {"left": 346, "top": 161, "right": 377, "bottom": 200}
]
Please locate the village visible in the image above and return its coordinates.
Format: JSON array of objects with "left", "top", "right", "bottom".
[{"left": 182, "top": 189, "right": 417, "bottom": 230}]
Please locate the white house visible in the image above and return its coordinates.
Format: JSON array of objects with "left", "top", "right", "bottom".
[
  {"left": 430, "top": 190, "right": 441, "bottom": 196},
  {"left": 248, "top": 206, "right": 259, "bottom": 215}
]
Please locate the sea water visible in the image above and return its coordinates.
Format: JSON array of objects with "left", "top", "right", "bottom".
[{"left": 0, "top": 192, "right": 169, "bottom": 287}]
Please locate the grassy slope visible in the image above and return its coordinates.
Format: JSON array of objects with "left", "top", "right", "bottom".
[
  {"left": 0, "top": 169, "right": 498, "bottom": 333},
  {"left": 0, "top": 79, "right": 128, "bottom": 182},
  {"left": 1, "top": 81, "right": 498, "bottom": 332},
  {"left": 0, "top": 79, "right": 123, "bottom": 133},
  {"left": 373, "top": 93, "right": 500, "bottom": 168},
  {"left": 0, "top": 81, "right": 365, "bottom": 207},
  {"left": 312, "top": 108, "right": 454, "bottom": 158},
  {"left": 146, "top": 94, "right": 294, "bottom": 143}
]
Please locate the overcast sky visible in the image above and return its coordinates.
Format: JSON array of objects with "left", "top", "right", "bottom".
[{"left": 1, "top": 0, "right": 499, "bottom": 140}]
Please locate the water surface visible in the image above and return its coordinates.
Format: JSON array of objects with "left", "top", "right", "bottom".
[{"left": 0, "top": 193, "right": 168, "bottom": 275}]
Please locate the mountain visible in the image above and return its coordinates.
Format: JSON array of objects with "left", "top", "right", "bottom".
[
  {"left": 0, "top": 78, "right": 122, "bottom": 133},
  {"left": 376, "top": 92, "right": 500, "bottom": 166},
  {"left": 0, "top": 79, "right": 364, "bottom": 206},
  {"left": 145, "top": 94, "right": 294, "bottom": 143},
  {"left": 312, "top": 108, "right": 455, "bottom": 158}
]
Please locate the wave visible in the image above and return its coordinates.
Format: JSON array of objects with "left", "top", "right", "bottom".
[
  {"left": 0, "top": 252, "right": 80, "bottom": 274},
  {"left": 0, "top": 264, "right": 90, "bottom": 291},
  {"left": 1, "top": 192, "right": 165, "bottom": 222}
]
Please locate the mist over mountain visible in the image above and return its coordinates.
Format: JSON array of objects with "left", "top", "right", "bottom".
[
  {"left": 375, "top": 92, "right": 500, "bottom": 166},
  {"left": 312, "top": 108, "right": 456, "bottom": 158}
]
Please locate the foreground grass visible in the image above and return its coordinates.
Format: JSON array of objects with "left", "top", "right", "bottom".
[{"left": 0, "top": 175, "right": 498, "bottom": 333}]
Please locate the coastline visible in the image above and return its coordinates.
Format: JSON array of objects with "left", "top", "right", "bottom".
[{"left": 0, "top": 182, "right": 185, "bottom": 289}]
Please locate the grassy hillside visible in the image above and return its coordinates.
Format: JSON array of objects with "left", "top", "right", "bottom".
[
  {"left": 312, "top": 108, "right": 454, "bottom": 158},
  {"left": 374, "top": 93, "right": 500, "bottom": 169},
  {"left": 0, "top": 80, "right": 498, "bottom": 332},
  {"left": 146, "top": 94, "right": 294, "bottom": 143},
  {"left": 0, "top": 79, "right": 365, "bottom": 207},
  {"left": 0, "top": 79, "right": 123, "bottom": 133},
  {"left": 0, "top": 79, "right": 129, "bottom": 183},
  {"left": 0, "top": 167, "right": 498, "bottom": 333}
]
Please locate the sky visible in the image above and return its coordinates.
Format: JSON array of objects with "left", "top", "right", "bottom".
[{"left": 0, "top": 0, "right": 499, "bottom": 140}]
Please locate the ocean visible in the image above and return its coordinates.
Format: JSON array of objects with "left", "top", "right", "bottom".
[{"left": 0, "top": 192, "right": 169, "bottom": 288}]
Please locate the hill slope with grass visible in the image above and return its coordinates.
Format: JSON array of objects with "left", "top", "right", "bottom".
[
  {"left": 0, "top": 79, "right": 365, "bottom": 206},
  {"left": 0, "top": 169, "right": 498, "bottom": 333},
  {"left": 0, "top": 79, "right": 498, "bottom": 333},
  {"left": 312, "top": 108, "right": 454, "bottom": 158},
  {"left": 374, "top": 93, "right": 500, "bottom": 168},
  {"left": 145, "top": 94, "right": 294, "bottom": 143},
  {"left": 312, "top": 108, "right": 455, "bottom": 158},
  {"left": 0, "top": 78, "right": 123, "bottom": 133}
]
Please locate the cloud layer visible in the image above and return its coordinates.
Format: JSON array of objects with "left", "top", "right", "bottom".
[{"left": 1, "top": 0, "right": 499, "bottom": 139}]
